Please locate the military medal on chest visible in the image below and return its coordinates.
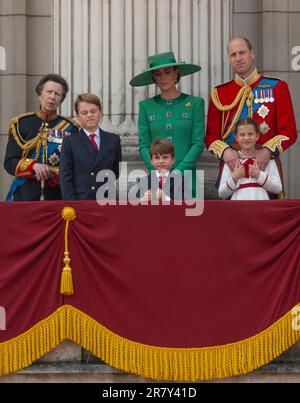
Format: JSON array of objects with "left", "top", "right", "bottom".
[
  {"left": 254, "top": 88, "right": 275, "bottom": 104},
  {"left": 254, "top": 90, "right": 264, "bottom": 104},
  {"left": 48, "top": 128, "right": 71, "bottom": 144},
  {"left": 264, "top": 90, "right": 270, "bottom": 103},
  {"left": 258, "top": 105, "right": 270, "bottom": 119}
]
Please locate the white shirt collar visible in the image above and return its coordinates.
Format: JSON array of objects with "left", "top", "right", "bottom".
[
  {"left": 83, "top": 127, "right": 100, "bottom": 138},
  {"left": 155, "top": 170, "right": 170, "bottom": 178}
]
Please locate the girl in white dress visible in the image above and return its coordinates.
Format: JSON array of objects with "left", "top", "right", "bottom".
[{"left": 218, "top": 118, "right": 282, "bottom": 200}]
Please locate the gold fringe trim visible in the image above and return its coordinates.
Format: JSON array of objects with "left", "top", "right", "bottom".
[
  {"left": 0, "top": 307, "right": 66, "bottom": 377},
  {"left": 1, "top": 304, "right": 300, "bottom": 381}
]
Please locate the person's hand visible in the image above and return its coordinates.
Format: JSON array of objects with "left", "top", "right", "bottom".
[
  {"left": 232, "top": 162, "right": 245, "bottom": 184},
  {"left": 172, "top": 169, "right": 181, "bottom": 176},
  {"left": 156, "top": 189, "right": 165, "bottom": 201},
  {"left": 142, "top": 190, "right": 152, "bottom": 202},
  {"left": 32, "top": 163, "right": 51, "bottom": 181},
  {"left": 223, "top": 148, "right": 239, "bottom": 171},
  {"left": 249, "top": 160, "right": 260, "bottom": 179},
  {"left": 255, "top": 148, "right": 271, "bottom": 171}
]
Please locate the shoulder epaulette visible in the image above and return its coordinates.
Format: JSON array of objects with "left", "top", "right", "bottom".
[
  {"left": 7, "top": 112, "right": 41, "bottom": 152},
  {"left": 7, "top": 112, "right": 36, "bottom": 137},
  {"left": 9, "top": 112, "right": 36, "bottom": 126},
  {"left": 59, "top": 116, "right": 80, "bottom": 128},
  {"left": 263, "top": 76, "right": 281, "bottom": 81},
  {"left": 214, "top": 80, "right": 234, "bottom": 91}
]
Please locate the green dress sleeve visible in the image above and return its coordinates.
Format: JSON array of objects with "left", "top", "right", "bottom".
[
  {"left": 138, "top": 101, "right": 153, "bottom": 171},
  {"left": 175, "top": 97, "right": 205, "bottom": 173}
]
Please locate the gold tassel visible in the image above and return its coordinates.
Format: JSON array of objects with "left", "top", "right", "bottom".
[
  {"left": 61, "top": 254, "right": 74, "bottom": 296},
  {"left": 60, "top": 207, "right": 76, "bottom": 296}
]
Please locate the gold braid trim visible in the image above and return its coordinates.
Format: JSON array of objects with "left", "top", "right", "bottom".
[
  {"left": 60, "top": 116, "right": 80, "bottom": 128},
  {"left": 211, "top": 86, "right": 254, "bottom": 141},
  {"left": 264, "top": 136, "right": 289, "bottom": 155},
  {"left": 208, "top": 140, "right": 230, "bottom": 159},
  {"left": 1, "top": 304, "right": 299, "bottom": 381},
  {"left": 8, "top": 115, "right": 49, "bottom": 160},
  {"left": 15, "top": 159, "right": 36, "bottom": 178},
  {"left": 211, "top": 87, "right": 246, "bottom": 112},
  {"left": 7, "top": 113, "right": 78, "bottom": 153},
  {"left": 7, "top": 112, "right": 36, "bottom": 143}
]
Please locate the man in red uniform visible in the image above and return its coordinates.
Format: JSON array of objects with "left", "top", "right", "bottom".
[{"left": 205, "top": 37, "right": 297, "bottom": 193}]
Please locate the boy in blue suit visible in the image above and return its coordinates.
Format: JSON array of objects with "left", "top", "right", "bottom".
[
  {"left": 139, "top": 139, "right": 185, "bottom": 202},
  {"left": 60, "top": 93, "right": 122, "bottom": 200}
]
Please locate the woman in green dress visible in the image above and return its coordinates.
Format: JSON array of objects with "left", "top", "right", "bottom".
[{"left": 130, "top": 52, "right": 205, "bottom": 198}]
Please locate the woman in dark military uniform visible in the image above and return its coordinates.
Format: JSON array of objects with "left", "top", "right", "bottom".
[
  {"left": 4, "top": 74, "right": 78, "bottom": 201},
  {"left": 130, "top": 52, "right": 205, "bottom": 198}
]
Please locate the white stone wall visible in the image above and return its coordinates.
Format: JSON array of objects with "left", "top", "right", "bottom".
[
  {"left": 0, "top": 46, "right": 5, "bottom": 71},
  {"left": 50, "top": 0, "right": 232, "bottom": 200},
  {"left": 52, "top": 0, "right": 231, "bottom": 140},
  {"left": 0, "top": 0, "right": 52, "bottom": 201}
]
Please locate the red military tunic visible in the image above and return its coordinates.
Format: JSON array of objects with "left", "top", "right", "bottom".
[{"left": 205, "top": 70, "right": 297, "bottom": 159}]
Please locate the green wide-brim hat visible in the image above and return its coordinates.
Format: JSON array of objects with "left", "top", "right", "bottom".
[{"left": 130, "top": 51, "right": 201, "bottom": 87}]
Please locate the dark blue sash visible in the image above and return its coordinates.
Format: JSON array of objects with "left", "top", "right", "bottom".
[{"left": 225, "top": 77, "right": 279, "bottom": 145}]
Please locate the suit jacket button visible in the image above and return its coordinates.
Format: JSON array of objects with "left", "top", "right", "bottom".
[{"left": 90, "top": 172, "right": 95, "bottom": 176}]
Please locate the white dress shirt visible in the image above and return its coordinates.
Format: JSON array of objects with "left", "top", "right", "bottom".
[
  {"left": 83, "top": 127, "right": 100, "bottom": 149},
  {"left": 156, "top": 170, "right": 171, "bottom": 202}
]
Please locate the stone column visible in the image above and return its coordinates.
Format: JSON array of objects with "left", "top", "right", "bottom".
[
  {"left": 233, "top": 0, "right": 300, "bottom": 198},
  {"left": 52, "top": 0, "right": 231, "bottom": 163},
  {"left": 261, "top": 0, "right": 300, "bottom": 198},
  {"left": 0, "top": 46, "right": 5, "bottom": 71},
  {"left": 0, "top": 0, "right": 52, "bottom": 200},
  {"left": 0, "top": 0, "right": 27, "bottom": 200}
]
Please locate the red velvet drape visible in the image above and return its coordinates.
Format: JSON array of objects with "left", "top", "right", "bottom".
[{"left": 1, "top": 200, "right": 300, "bottom": 348}]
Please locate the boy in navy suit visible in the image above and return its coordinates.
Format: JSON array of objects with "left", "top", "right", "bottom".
[
  {"left": 139, "top": 139, "right": 185, "bottom": 202},
  {"left": 60, "top": 93, "right": 121, "bottom": 200}
]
